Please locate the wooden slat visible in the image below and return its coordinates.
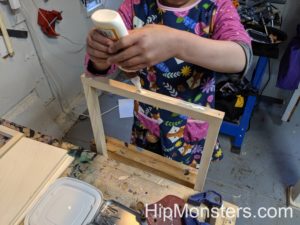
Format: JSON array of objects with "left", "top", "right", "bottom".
[
  {"left": 82, "top": 80, "right": 108, "bottom": 156},
  {"left": 81, "top": 75, "right": 224, "bottom": 122},
  {"left": 194, "top": 121, "right": 222, "bottom": 191},
  {"left": 0, "top": 138, "right": 74, "bottom": 225},
  {"left": 0, "top": 125, "right": 24, "bottom": 158},
  {"left": 106, "top": 136, "right": 197, "bottom": 188}
]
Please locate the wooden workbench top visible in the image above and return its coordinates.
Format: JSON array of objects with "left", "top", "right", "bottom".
[
  {"left": 81, "top": 155, "right": 196, "bottom": 206},
  {"left": 0, "top": 121, "right": 237, "bottom": 225}
]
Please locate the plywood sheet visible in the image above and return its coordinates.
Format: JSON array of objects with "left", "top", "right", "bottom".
[{"left": 0, "top": 137, "right": 74, "bottom": 225}]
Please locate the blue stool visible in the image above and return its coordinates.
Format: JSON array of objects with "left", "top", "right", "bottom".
[{"left": 219, "top": 56, "right": 269, "bottom": 153}]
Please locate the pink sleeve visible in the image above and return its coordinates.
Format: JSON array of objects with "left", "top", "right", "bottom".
[
  {"left": 85, "top": 0, "right": 134, "bottom": 76},
  {"left": 118, "top": 0, "right": 134, "bottom": 30},
  {"left": 212, "top": 0, "right": 251, "bottom": 46}
]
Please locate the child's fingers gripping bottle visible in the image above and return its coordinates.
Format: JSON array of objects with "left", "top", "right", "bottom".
[{"left": 91, "top": 9, "right": 142, "bottom": 91}]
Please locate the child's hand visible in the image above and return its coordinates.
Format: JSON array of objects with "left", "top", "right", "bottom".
[
  {"left": 107, "top": 25, "right": 177, "bottom": 71},
  {"left": 86, "top": 29, "right": 114, "bottom": 70}
]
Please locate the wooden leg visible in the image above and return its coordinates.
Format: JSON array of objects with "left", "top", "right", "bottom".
[
  {"left": 194, "top": 121, "right": 222, "bottom": 191},
  {"left": 82, "top": 79, "right": 107, "bottom": 156}
]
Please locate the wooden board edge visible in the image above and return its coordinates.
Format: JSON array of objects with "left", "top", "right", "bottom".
[
  {"left": 0, "top": 126, "right": 24, "bottom": 158},
  {"left": 81, "top": 74, "right": 225, "bottom": 122},
  {"left": 106, "top": 137, "right": 197, "bottom": 187}
]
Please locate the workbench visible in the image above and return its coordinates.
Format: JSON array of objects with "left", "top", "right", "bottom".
[{"left": 0, "top": 120, "right": 238, "bottom": 225}]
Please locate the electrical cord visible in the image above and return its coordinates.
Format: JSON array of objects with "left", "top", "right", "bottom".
[{"left": 72, "top": 105, "right": 119, "bottom": 119}]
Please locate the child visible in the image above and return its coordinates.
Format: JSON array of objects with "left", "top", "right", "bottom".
[{"left": 85, "top": 0, "right": 252, "bottom": 166}]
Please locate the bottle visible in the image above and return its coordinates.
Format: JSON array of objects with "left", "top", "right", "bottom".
[{"left": 91, "top": 9, "right": 142, "bottom": 91}]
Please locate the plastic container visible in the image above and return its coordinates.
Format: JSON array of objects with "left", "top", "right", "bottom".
[{"left": 24, "top": 178, "right": 103, "bottom": 225}]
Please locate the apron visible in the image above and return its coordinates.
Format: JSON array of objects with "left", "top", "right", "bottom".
[{"left": 131, "top": 0, "right": 223, "bottom": 166}]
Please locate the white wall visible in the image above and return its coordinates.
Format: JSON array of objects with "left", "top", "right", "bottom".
[{"left": 0, "top": 0, "right": 122, "bottom": 137}]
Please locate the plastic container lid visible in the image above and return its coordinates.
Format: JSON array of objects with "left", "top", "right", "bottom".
[{"left": 25, "top": 177, "right": 103, "bottom": 225}]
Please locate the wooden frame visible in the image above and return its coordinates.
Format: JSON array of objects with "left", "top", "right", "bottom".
[
  {"left": 81, "top": 74, "right": 224, "bottom": 191},
  {"left": 0, "top": 125, "right": 24, "bottom": 158}
]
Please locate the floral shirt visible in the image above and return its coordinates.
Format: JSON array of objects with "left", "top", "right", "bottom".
[{"left": 85, "top": 0, "right": 251, "bottom": 166}]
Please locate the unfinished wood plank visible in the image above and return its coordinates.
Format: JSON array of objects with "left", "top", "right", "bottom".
[
  {"left": 81, "top": 75, "right": 224, "bottom": 122},
  {"left": 0, "top": 125, "right": 24, "bottom": 158},
  {"left": 194, "top": 120, "right": 222, "bottom": 191},
  {"left": 107, "top": 136, "right": 198, "bottom": 188},
  {"left": 0, "top": 138, "right": 74, "bottom": 225},
  {"left": 82, "top": 78, "right": 107, "bottom": 156},
  {"left": 81, "top": 155, "right": 196, "bottom": 207}
]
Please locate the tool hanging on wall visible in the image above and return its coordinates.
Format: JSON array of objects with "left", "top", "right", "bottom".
[
  {"left": 0, "top": 29, "right": 28, "bottom": 39},
  {"left": 37, "top": 8, "right": 62, "bottom": 37},
  {"left": 0, "top": 11, "right": 14, "bottom": 57}
]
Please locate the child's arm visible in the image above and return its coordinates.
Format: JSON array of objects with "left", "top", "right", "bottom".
[
  {"left": 108, "top": 0, "right": 251, "bottom": 74},
  {"left": 177, "top": 0, "right": 252, "bottom": 73},
  {"left": 174, "top": 31, "right": 247, "bottom": 73}
]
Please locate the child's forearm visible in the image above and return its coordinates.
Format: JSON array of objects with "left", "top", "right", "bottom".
[{"left": 173, "top": 29, "right": 247, "bottom": 73}]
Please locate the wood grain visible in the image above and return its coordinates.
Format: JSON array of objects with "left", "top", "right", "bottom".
[
  {"left": 106, "top": 136, "right": 198, "bottom": 188},
  {"left": 82, "top": 79, "right": 107, "bottom": 156},
  {"left": 81, "top": 155, "right": 237, "bottom": 225},
  {"left": 81, "top": 75, "right": 224, "bottom": 122},
  {"left": 0, "top": 138, "right": 74, "bottom": 225}
]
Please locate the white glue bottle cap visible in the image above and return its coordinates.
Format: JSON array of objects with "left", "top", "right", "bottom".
[{"left": 91, "top": 9, "right": 129, "bottom": 39}]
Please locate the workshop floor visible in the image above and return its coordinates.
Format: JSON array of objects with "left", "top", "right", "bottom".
[{"left": 64, "top": 93, "right": 300, "bottom": 225}]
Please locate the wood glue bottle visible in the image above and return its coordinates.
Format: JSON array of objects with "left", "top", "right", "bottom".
[{"left": 91, "top": 9, "right": 142, "bottom": 91}]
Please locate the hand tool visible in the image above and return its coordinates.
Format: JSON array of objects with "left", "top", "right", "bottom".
[{"left": 187, "top": 190, "right": 222, "bottom": 208}]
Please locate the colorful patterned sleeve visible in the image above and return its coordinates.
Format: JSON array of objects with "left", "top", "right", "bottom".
[
  {"left": 84, "top": 0, "right": 134, "bottom": 76},
  {"left": 212, "top": 0, "right": 252, "bottom": 77}
]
